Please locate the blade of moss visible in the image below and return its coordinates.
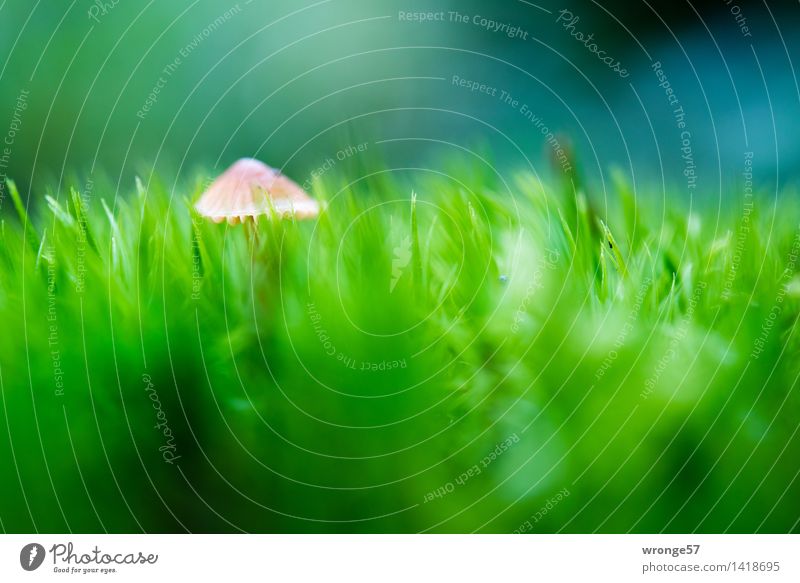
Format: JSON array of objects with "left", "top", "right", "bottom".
[
  {"left": 411, "top": 191, "right": 422, "bottom": 287},
  {"left": 599, "top": 219, "right": 628, "bottom": 277},
  {"left": 70, "top": 187, "right": 97, "bottom": 253},
  {"left": 7, "top": 179, "right": 39, "bottom": 250}
]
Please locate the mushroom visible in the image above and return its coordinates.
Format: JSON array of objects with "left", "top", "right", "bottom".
[{"left": 195, "top": 158, "right": 319, "bottom": 224}]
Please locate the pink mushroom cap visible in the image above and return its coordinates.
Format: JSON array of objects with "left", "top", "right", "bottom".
[{"left": 195, "top": 158, "right": 319, "bottom": 224}]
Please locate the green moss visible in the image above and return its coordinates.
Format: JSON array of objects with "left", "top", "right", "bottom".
[{"left": 0, "top": 167, "right": 798, "bottom": 533}]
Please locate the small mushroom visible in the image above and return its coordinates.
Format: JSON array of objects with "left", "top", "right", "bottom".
[{"left": 195, "top": 158, "right": 319, "bottom": 224}]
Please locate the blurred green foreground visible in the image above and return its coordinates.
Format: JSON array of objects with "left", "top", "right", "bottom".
[{"left": 0, "top": 166, "right": 798, "bottom": 533}]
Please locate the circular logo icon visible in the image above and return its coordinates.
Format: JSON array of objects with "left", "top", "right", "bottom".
[{"left": 20, "top": 543, "right": 46, "bottom": 571}]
